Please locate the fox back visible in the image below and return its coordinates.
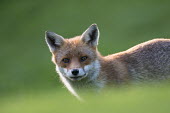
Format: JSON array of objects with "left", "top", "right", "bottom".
[{"left": 124, "top": 39, "right": 170, "bottom": 81}]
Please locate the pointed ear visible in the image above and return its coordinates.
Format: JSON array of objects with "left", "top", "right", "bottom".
[
  {"left": 81, "top": 24, "right": 100, "bottom": 47},
  {"left": 45, "top": 31, "right": 65, "bottom": 52}
]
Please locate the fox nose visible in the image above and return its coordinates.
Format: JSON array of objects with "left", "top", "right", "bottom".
[{"left": 71, "top": 69, "right": 79, "bottom": 76}]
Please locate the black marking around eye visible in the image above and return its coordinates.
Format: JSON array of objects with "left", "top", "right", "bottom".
[
  {"left": 80, "top": 56, "right": 88, "bottom": 62},
  {"left": 62, "top": 58, "right": 70, "bottom": 63}
]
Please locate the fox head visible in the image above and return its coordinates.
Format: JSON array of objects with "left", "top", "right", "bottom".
[{"left": 45, "top": 24, "right": 100, "bottom": 81}]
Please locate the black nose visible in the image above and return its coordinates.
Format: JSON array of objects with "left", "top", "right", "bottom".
[{"left": 72, "top": 69, "right": 79, "bottom": 76}]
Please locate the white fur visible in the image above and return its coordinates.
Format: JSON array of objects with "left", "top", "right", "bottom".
[
  {"left": 85, "top": 60, "right": 105, "bottom": 89},
  {"left": 59, "top": 68, "right": 86, "bottom": 81},
  {"left": 55, "top": 60, "right": 104, "bottom": 100},
  {"left": 58, "top": 60, "right": 101, "bottom": 82},
  {"left": 84, "top": 60, "right": 100, "bottom": 81},
  {"left": 65, "top": 68, "right": 86, "bottom": 78},
  {"left": 55, "top": 66, "right": 83, "bottom": 101}
]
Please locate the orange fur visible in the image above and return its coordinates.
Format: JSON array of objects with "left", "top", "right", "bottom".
[{"left": 51, "top": 36, "right": 129, "bottom": 85}]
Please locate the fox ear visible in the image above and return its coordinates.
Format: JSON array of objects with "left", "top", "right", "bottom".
[
  {"left": 45, "top": 31, "right": 65, "bottom": 52},
  {"left": 81, "top": 24, "right": 100, "bottom": 47}
]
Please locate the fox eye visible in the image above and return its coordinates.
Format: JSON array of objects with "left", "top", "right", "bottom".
[
  {"left": 80, "top": 56, "right": 88, "bottom": 62},
  {"left": 62, "top": 58, "right": 70, "bottom": 63}
]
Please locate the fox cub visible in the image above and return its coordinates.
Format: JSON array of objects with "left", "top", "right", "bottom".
[{"left": 45, "top": 24, "right": 170, "bottom": 99}]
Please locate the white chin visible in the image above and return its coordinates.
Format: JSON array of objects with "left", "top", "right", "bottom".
[{"left": 68, "top": 74, "right": 88, "bottom": 81}]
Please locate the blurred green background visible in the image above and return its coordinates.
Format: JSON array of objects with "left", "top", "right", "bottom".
[{"left": 1, "top": 0, "right": 170, "bottom": 113}]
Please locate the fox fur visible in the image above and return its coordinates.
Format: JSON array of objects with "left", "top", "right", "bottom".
[{"left": 45, "top": 24, "right": 170, "bottom": 100}]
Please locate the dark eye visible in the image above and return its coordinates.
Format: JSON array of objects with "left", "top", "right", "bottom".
[
  {"left": 62, "top": 58, "right": 70, "bottom": 63},
  {"left": 80, "top": 56, "right": 88, "bottom": 62}
]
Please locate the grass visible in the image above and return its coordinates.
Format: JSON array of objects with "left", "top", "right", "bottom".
[{"left": 0, "top": 83, "right": 170, "bottom": 113}]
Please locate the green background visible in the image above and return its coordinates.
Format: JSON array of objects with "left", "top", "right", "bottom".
[{"left": 0, "top": 0, "right": 170, "bottom": 113}]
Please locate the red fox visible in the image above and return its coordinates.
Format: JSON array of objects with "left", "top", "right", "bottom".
[{"left": 45, "top": 24, "right": 170, "bottom": 100}]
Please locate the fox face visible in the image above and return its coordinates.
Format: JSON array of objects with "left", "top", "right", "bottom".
[{"left": 45, "top": 24, "right": 100, "bottom": 81}]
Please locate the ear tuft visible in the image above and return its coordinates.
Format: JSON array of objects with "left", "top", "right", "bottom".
[
  {"left": 81, "top": 24, "right": 100, "bottom": 47},
  {"left": 45, "top": 31, "right": 64, "bottom": 52}
]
